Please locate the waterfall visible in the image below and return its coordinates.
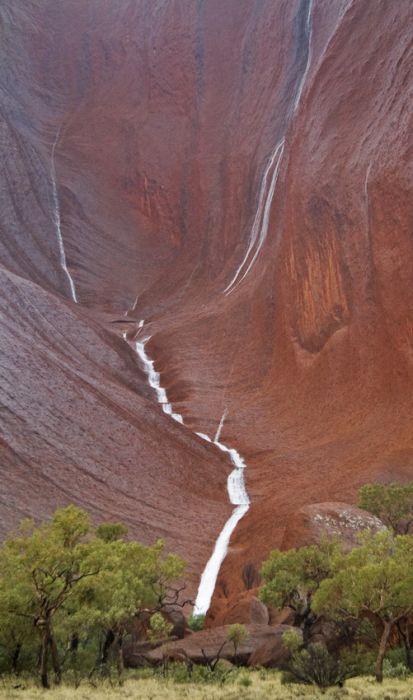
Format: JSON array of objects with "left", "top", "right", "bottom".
[
  {"left": 125, "top": 320, "right": 250, "bottom": 615},
  {"left": 50, "top": 129, "right": 78, "bottom": 303},
  {"left": 223, "top": 139, "right": 285, "bottom": 295}
]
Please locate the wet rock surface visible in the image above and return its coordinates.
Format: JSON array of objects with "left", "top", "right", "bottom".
[{"left": 0, "top": 0, "right": 412, "bottom": 617}]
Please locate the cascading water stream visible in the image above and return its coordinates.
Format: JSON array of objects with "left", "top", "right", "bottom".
[
  {"left": 50, "top": 129, "right": 78, "bottom": 303},
  {"left": 125, "top": 321, "right": 250, "bottom": 615},
  {"left": 193, "top": 432, "right": 249, "bottom": 616}
]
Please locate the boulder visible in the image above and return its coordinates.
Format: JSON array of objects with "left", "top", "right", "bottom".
[
  {"left": 221, "top": 593, "right": 269, "bottom": 626},
  {"left": 127, "top": 624, "right": 296, "bottom": 667},
  {"left": 248, "top": 626, "right": 302, "bottom": 668},
  {"left": 268, "top": 607, "right": 296, "bottom": 627},
  {"left": 131, "top": 607, "right": 187, "bottom": 644},
  {"left": 162, "top": 606, "right": 187, "bottom": 639},
  {"left": 281, "top": 502, "right": 385, "bottom": 551}
]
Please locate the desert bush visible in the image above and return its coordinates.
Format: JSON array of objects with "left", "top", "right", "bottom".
[
  {"left": 282, "top": 642, "right": 351, "bottom": 689},
  {"left": 168, "top": 660, "right": 234, "bottom": 684},
  {"left": 339, "top": 644, "right": 376, "bottom": 677},
  {"left": 188, "top": 613, "right": 205, "bottom": 631},
  {"left": 227, "top": 624, "right": 248, "bottom": 659},
  {"left": 147, "top": 613, "right": 173, "bottom": 643},
  {"left": 238, "top": 670, "right": 252, "bottom": 687},
  {"left": 383, "top": 659, "right": 409, "bottom": 679},
  {"left": 282, "top": 628, "right": 303, "bottom": 654}
]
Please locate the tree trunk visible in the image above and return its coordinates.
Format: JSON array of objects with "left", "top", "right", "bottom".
[
  {"left": 11, "top": 642, "right": 21, "bottom": 673},
  {"left": 100, "top": 629, "right": 115, "bottom": 666},
  {"left": 375, "top": 620, "right": 392, "bottom": 683},
  {"left": 39, "top": 628, "right": 49, "bottom": 689},
  {"left": 49, "top": 629, "right": 62, "bottom": 684},
  {"left": 116, "top": 635, "right": 124, "bottom": 677},
  {"left": 397, "top": 619, "right": 413, "bottom": 671}
]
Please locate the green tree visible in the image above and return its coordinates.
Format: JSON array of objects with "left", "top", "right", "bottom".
[
  {"left": 0, "top": 506, "right": 101, "bottom": 688},
  {"left": 147, "top": 612, "right": 173, "bottom": 643},
  {"left": 0, "top": 507, "right": 186, "bottom": 685},
  {"left": 227, "top": 624, "right": 247, "bottom": 661},
  {"left": 313, "top": 530, "right": 413, "bottom": 682},
  {"left": 259, "top": 540, "right": 341, "bottom": 636},
  {"left": 358, "top": 482, "right": 413, "bottom": 534},
  {"left": 73, "top": 538, "right": 185, "bottom": 676}
]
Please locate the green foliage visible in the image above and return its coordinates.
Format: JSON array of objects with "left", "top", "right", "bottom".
[
  {"left": 281, "top": 629, "right": 302, "bottom": 654},
  {"left": 313, "top": 530, "right": 413, "bottom": 682},
  {"left": 73, "top": 537, "right": 184, "bottom": 639},
  {"left": 147, "top": 612, "right": 173, "bottom": 643},
  {"left": 188, "top": 613, "right": 205, "bottom": 631},
  {"left": 227, "top": 624, "right": 248, "bottom": 655},
  {"left": 358, "top": 482, "right": 413, "bottom": 534},
  {"left": 238, "top": 670, "right": 252, "bottom": 687},
  {"left": 282, "top": 642, "right": 351, "bottom": 688},
  {"left": 0, "top": 506, "right": 185, "bottom": 686},
  {"left": 96, "top": 522, "right": 128, "bottom": 542},
  {"left": 259, "top": 539, "right": 341, "bottom": 615},
  {"left": 339, "top": 644, "right": 376, "bottom": 677},
  {"left": 312, "top": 531, "right": 413, "bottom": 622},
  {"left": 168, "top": 660, "right": 234, "bottom": 685},
  {"left": 382, "top": 659, "right": 409, "bottom": 679}
]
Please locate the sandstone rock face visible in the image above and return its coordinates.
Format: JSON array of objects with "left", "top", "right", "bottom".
[
  {"left": 140, "top": 624, "right": 296, "bottom": 667},
  {"left": 0, "top": 0, "right": 412, "bottom": 617},
  {"left": 281, "top": 502, "right": 386, "bottom": 550}
]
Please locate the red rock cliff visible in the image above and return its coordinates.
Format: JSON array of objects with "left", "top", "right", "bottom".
[{"left": 0, "top": 0, "right": 412, "bottom": 614}]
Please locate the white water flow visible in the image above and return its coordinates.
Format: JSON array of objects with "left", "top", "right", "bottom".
[
  {"left": 193, "top": 432, "right": 250, "bottom": 616},
  {"left": 214, "top": 408, "right": 228, "bottom": 443},
  {"left": 223, "top": 1, "right": 314, "bottom": 298},
  {"left": 224, "top": 138, "right": 285, "bottom": 296},
  {"left": 134, "top": 325, "right": 184, "bottom": 424},
  {"left": 291, "top": 0, "right": 314, "bottom": 114},
  {"left": 128, "top": 321, "right": 250, "bottom": 615},
  {"left": 50, "top": 129, "right": 78, "bottom": 303}
]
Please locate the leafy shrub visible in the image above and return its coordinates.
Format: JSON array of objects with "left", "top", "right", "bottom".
[
  {"left": 147, "top": 612, "right": 173, "bottom": 642},
  {"left": 188, "top": 613, "right": 205, "bottom": 631},
  {"left": 238, "top": 671, "right": 252, "bottom": 687},
  {"left": 339, "top": 644, "right": 376, "bottom": 677},
  {"left": 282, "top": 642, "right": 351, "bottom": 689},
  {"left": 227, "top": 624, "right": 248, "bottom": 656},
  {"left": 169, "top": 661, "right": 234, "bottom": 684},
  {"left": 281, "top": 629, "right": 302, "bottom": 654},
  {"left": 383, "top": 659, "right": 410, "bottom": 679},
  {"left": 383, "top": 648, "right": 410, "bottom": 679}
]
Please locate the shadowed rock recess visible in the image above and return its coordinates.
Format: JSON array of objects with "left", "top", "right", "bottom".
[{"left": 0, "top": 0, "right": 412, "bottom": 618}]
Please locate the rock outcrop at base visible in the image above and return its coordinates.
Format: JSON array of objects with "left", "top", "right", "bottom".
[
  {"left": 281, "top": 502, "right": 386, "bottom": 550},
  {"left": 125, "top": 624, "right": 299, "bottom": 668}
]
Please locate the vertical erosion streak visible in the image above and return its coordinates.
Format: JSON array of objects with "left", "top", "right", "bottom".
[
  {"left": 224, "top": 139, "right": 285, "bottom": 296},
  {"left": 291, "top": 0, "right": 314, "bottom": 115},
  {"left": 223, "top": 0, "right": 315, "bottom": 296},
  {"left": 50, "top": 129, "right": 78, "bottom": 303},
  {"left": 126, "top": 321, "right": 249, "bottom": 615}
]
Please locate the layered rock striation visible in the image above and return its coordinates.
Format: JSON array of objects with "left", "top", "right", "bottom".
[{"left": 0, "top": 0, "right": 412, "bottom": 614}]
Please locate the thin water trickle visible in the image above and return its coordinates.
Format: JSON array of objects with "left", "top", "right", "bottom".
[{"left": 50, "top": 129, "right": 78, "bottom": 303}]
